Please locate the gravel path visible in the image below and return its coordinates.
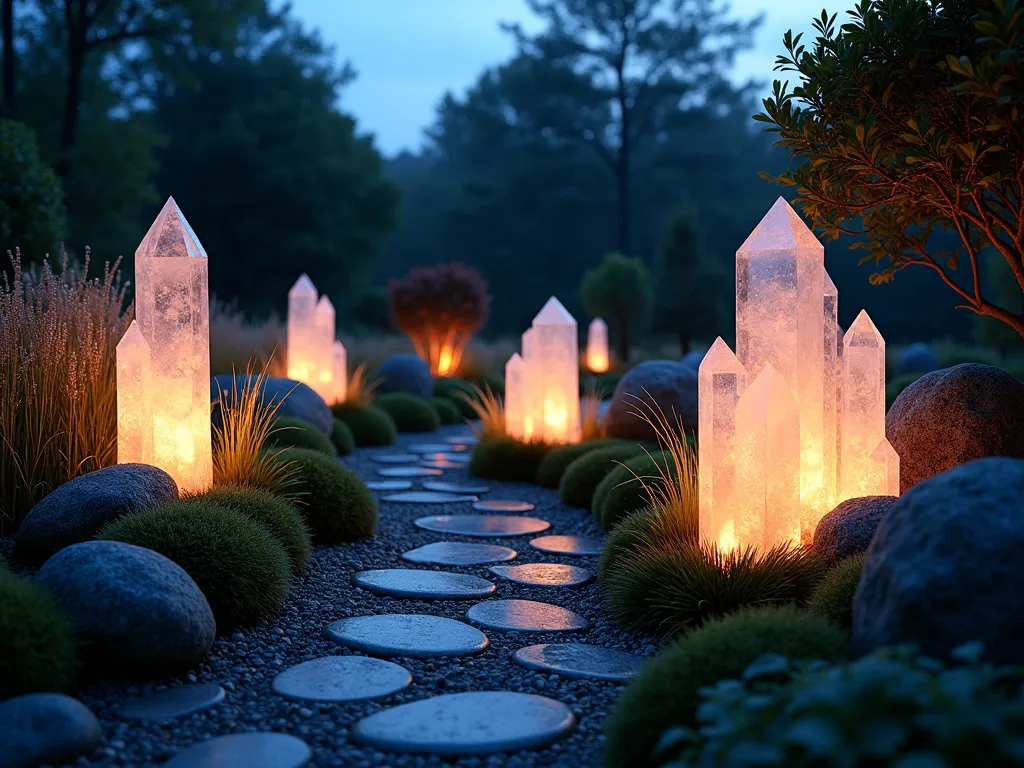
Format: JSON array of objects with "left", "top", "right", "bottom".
[{"left": 37, "top": 424, "right": 657, "bottom": 767}]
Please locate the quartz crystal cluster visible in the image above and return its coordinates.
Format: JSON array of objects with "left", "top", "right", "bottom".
[{"left": 287, "top": 274, "right": 346, "bottom": 404}]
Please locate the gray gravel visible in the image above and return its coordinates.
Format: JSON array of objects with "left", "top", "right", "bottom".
[{"left": 13, "top": 424, "right": 657, "bottom": 767}]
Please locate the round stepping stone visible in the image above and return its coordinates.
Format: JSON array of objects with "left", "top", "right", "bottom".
[
  {"left": 489, "top": 563, "right": 594, "bottom": 588},
  {"left": 272, "top": 656, "right": 411, "bottom": 702},
  {"left": 513, "top": 643, "right": 646, "bottom": 682},
  {"left": 366, "top": 480, "right": 414, "bottom": 491},
  {"left": 415, "top": 515, "right": 550, "bottom": 538},
  {"left": 378, "top": 467, "right": 444, "bottom": 478},
  {"left": 424, "top": 481, "right": 491, "bottom": 495},
  {"left": 403, "top": 542, "right": 517, "bottom": 566},
  {"left": 117, "top": 683, "right": 225, "bottom": 721},
  {"left": 164, "top": 732, "right": 311, "bottom": 768},
  {"left": 447, "top": 435, "right": 478, "bottom": 445},
  {"left": 439, "top": 453, "right": 471, "bottom": 463},
  {"left": 422, "top": 460, "right": 466, "bottom": 470},
  {"left": 473, "top": 499, "right": 535, "bottom": 513},
  {"left": 382, "top": 491, "right": 478, "bottom": 504},
  {"left": 467, "top": 599, "right": 590, "bottom": 633},
  {"left": 529, "top": 535, "right": 604, "bottom": 556},
  {"left": 325, "top": 614, "right": 489, "bottom": 658},
  {"left": 353, "top": 569, "right": 496, "bottom": 600},
  {"left": 352, "top": 691, "right": 575, "bottom": 756},
  {"left": 408, "top": 443, "right": 456, "bottom": 454},
  {"left": 372, "top": 454, "right": 421, "bottom": 464}
]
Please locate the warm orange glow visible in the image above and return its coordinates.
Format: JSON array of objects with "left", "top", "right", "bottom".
[
  {"left": 586, "top": 317, "right": 609, "bottom": 373},
  {"left": 437, "top": 344, "right": 454, "bottom": 376}
]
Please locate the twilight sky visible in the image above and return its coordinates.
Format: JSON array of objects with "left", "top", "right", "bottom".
[{"left": 283, "top": 0, "right": 850, "bottom": 156}]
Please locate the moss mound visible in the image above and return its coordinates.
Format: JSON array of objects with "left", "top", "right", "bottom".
[
  {"left": 330, "top": 418, "right": 355, "bottom": 456},
  {"left": 593, "top": 452, "right": 674, "bottom": 530},
  {"left": 280, "top": 448, "right": 378, "bottom": 544},
  {"left": 332, "top": 402, "right": 398, "bottom": 446},
  {"left": 433, "top": 377, "right": 479, "bottom": 419},
  {"left": 0, "top": 571, "right": 79, "bottom": 700},
  {"left": 375, "top": 393, "right": 442, "bottom": 433},
  {"left": 534, "top": 439, "right": 623, "bottom": 489},
  {"left": 470, "top": 436, "right": 553, "bottom": 482},
  {"left": 98, "top": 501, "right": 291, "bottom": 632},
  {"left": 559, "top": 444, "right": 647, "bottom": 509},
  {"left": 598, "top": 508, "right": 657, "bottom": 582},
  {"left": 808, "top": 553, "right": 865, "bottom": 630},
  {"left": 430, "top": 396, "right": 462, "bottom": 425},
  {"left": 604, "top": 605, "right": 849, "bottom": 768},
  {"left": 191, "top": 487, "right": 312, "bottom": 574},
  {"left": 265, "top": 416, "right": 336, "bottom": 457}
]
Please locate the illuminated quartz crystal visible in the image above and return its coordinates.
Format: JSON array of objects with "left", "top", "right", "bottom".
[
  {"left": 841, "top": 310, "right": 887, "bottom": 499},
  {"left": 131, "top": 197, "right": 212, "bottom": 492},
  {"left": 505, "top": 353, "right": 525, "bottom": 440},
  {"left": 529, "top": 297, "right": 581, "bottom": 444},
  {"left": 821, "top": 271, "right": 839, "bottom": 511},
  {"left": 698, "top": 337, "right": 747, "bottom": 551},
  {"left": 586, "top": 317, "right": 609, "bottom": 373},
  {"left": 287, "top": 274, "right": 319, "bottom": 387},
  {"left": 869, "top": 438, "right": 900, "bottom": 496},
  {"left": 835, "top": 323, "right": 845, "bottom": 496},
  {"left": 332, "top": 340, "right": 348, "bottom": 405},
  {"left": 116, "top": 320, "right": 153, "bottom": 465},
  {"left": 313, "top": 295, "right": 336, "bottom": 401},
  {"left": 733, "top": 364, "right": 801, "bottom": 549}
]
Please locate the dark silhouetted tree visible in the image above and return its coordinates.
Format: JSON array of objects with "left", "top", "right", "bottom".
[{"left": 581, "top": 251, "right": 652, "bottom": 361}]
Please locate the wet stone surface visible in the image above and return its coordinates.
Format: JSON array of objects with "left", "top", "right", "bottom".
[
  {"left": 271, "top": 656, "right": 412, "bottom": 702},
  {"left": 117, "top": 684, "right": 225, "bottom": 722},
  {"left": 325, "top": 614, "right": 491, "bottom": 659},
  {"left": 402, "top": 541, "right": 518, "bottom": 566},
  {"left": 488, "top": 563, "right": 594, "bottom": 588},
  {"left": 163, "top": 732, "right": 312, "bottom": 768},
  {"left": 353, "top": 569, "right": 496, "bottom": 601},
  {"left": 466, "top": 600, "right": 591, "bottom": 633},
  {"left": 473, "top": 500, "right": 536, "bottom": 513},
  {"left": 414, "top": 515, "right": 551, "bottom": 538},
  {"left": 381, "top": 491, "right": 478, "bottom": 504},
  {"left": 513, "top": 643, "right": 646, "bottom": 682},
  {"left": 529, "top": 535, "right": 604, "bottom": 556}
]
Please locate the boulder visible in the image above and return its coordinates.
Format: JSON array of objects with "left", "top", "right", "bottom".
[
  {"left": 375, "top": 353, "right": 433, "bottom": 399},
  {"left": 14, "top": 464, "right": 177, "bottom": 566},
  {"left": 604, "top": 360, "right": 697, "bottom": 441},
  {"left": 680, "top": 350, "right": 705, "bottom": 371},
  {"left": 896, "top": 342, "right": 940, "bottom": 374},
  {"left": 0, "top": 693, "right": 102, "bottom": 768},
  {"left": 812, "top": 496, "right": 897, "bottom": 566},
  {"left": 886, "top": 363, "right": 1024, "bottom": 493},
  {"left": 35, "top": 541, "right": 215, "bottom": 674},
  {"left": 853, "top": 458, "right": 1024, "bottom": 664},
  {"left": 211, "top": 375, "right": 332, "bottom": 436}
]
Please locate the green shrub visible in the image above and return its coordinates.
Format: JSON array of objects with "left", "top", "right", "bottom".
[
  {"left": 330, "top": 418, "right": 355, "bottom": 456},
  {"left": 0, "top": 119, "right": 66, "bottom": 258},
  {"left": 886, "top": 371, "right": 923, "bottom": 408},
  {"left": 375, "top": 392, "right": 442, "bottom": 433},
  {"left": 279, "top": 448, "right": 377, "bottom": 544},
  {"left": 653, "top": 644, "right": 1024, "bottom": 768},
  {"left": 0, "top": 571, "right": 79, "bottom": 700},
  {"left": 807, "top": 553, "right": 864, "bottom": 631},
  {"left": 535, "top": 439, "right": 624, "bottom": 488},
  {"left": 433, "top": 377, "right": 479, "bottom": 419},
  {"left": 190, "top": 487, "right": 312, "bottom": 574},
  {"left": 98, "top": 501, "right": 291, "bottom": 632},
  {"left": 265, "top": 416, "right": 336, "bottom": 457},
  {"left": 604, "top": 605, "right": 849, "bottom": 768},
  {"left": 559, "top": 444, "right": 647, "bottom": 509},
  {"left": 331, "top": 402, "right": 397, "bottom": 446},
  {"left": 598, "top": 508, "right": 657, "bottom": 582},
  {"left": 594, "top": 452, "right": 674, "bottom": 530},
  {"left": 469, "top": 435, "right": 553, "bottom": 482},
  {"left": 430, "top": 396, "right": 461, "bottom": 425}
]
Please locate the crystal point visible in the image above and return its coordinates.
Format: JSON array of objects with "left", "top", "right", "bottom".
[
  {"left": 116, "top": 320, "right": 153, "bottom": 465},
  {"left": 534, "top": 296, "right": 575, "bottom": 325},
  {"left": 841, "top": 310, "right": 888, "bottom": 499},
  {"left": 135, "top": 197, "right": 208, "bottom": 262},
  {"left": 586, "top": 317, "right": 609, "bottom": 373}
]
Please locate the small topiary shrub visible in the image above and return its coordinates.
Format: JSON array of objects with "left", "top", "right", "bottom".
[
  {"left": 331, "top": 402, "right": 398, "bottom": 446},
  {"left": 98, "top": 501, "right": 291, "bottom": 632},
  {"left": 279, "top": 448, "right": 377, "bottom": 544},
  {"left": 190, "top": 487, "right": 312, "bottom": 574},
  {"left": 0, "top": 571, "right": 79, "bottom": 700},
  {"left": 598, "top": 508, "right": 657, "bottom": 582},
  {"left": 375, "top": 392, "right": 442, "bottom": 433},
  {"left": 534, "top": 439, "right": 624, "bottom": 489},
  {"left": 330, "top": 418, "right": 355, "bottom": 456},
  {"left": 265, "top": 417, "right": 337, "bottom": 457},
  {"left": 604, "top": 605, "right": 849, "bottom": 768},
  {"left": 807, "top": 552, "right": 864, "bottom": 631},
  {"left": 434, "top": 377, "right": 480, "bottom": 419},
  {"left": 594, "top": 452, "right": 674, "bottom": 530},
  {"left": 559, "top": 444, "right": 647, "bottom": 509},
  {"left": 469, "top": 435, "right": 553, "bottom": 482},
  {"left": 430, "top": 396, "right": 461, "bottom": 425}
]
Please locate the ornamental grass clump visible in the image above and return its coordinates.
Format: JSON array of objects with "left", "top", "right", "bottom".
[{"left": 459, "top": 383, "right": 505, "bottom": 440}]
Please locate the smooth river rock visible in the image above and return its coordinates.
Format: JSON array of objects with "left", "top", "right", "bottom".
[
  {"left": 272, "top": 656, "right": 411, "bottom": 702},
  {"left": 353, "top": 569, "right": 496, "bottom": 600},
  {"left": 467, "top": 599, "right": 590, "bottom": 633},
  {"left": 402, "top": 542, "right": 517, "bottom": 566},
  {"left": 415, "top": 515, "right": 551, "bottom": 538},
  {"left": 325, "top": 614, "right": 490, "bottom": 658},
  {"left": 117, "top": 683, "right": 225, "bottom": 721},
  {"left": 513, "top": 643, "right": 646, "bottom": 682},
  {"left": 164, "top": 732, "right": 311, "bottom": 768}
]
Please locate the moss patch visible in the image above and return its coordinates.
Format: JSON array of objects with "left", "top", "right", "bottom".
[
  {"left": 375, "top": 393, "right": 442, "bottom": 433},
  {"left": 332, "top": 402, "right": 398, "bottom": 446}
]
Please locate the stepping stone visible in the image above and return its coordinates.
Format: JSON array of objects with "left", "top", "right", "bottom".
[
  {"left": 415, "top": 515, "right": 551, "bottom": 538},
  {"left": 529, "top": 535, "right": 604, "bottom": 556},
  {"left": 473, "top": 499, "right": 536, "bottom": 513},
  {"left": 489, "top": 563, "right": 594, "bottom": 588},
  {"left": 467, "top": 599, "right": 590, "bottom": 633},
  {"left": 352, "top": 691, "right": 575, "bottom": 756},
  {"left": 366, "top": 480, "right": 414, "bottom": 491},
  {"left": 353, "top": 569, "right": 496, "bottom": 600},
  {"left": 439, "top": 453, "right": 471, "bottom": 464},
  {"left": 272, "top": 656, "right": 411, "bottom": 702},
  {"left": 117, "top": 683, "right": 225, "bottom": 721},
  {"left": 403, "top": 542, "right": 517, "bottom": 566},
  {"left": 447, "top": 435, "right": 478, "bottom": 446},
  {"left": 513, "top": 643, "right": 646, "bottom": 682},
  {"left": 408, "top": 443, "right": 456, "bottom": 454},
  {"left": 424, "top": 481, "right": 491, "bottom": 495},
  {"left": 325, "top": 614, "right": 489, "bottom": 658},
  {"left": 378, "top": 467, "right": 444, "bottom": 478},
  {"left": 164, "top": 732, "right": 311, "bottom": 768},
  {"left": 372, "top": 454, "right": 421, "bottom": 464},
  {"left": 422, "top": 460, "right": 466, "bottom": 470},
  {"left": 382, "top": 491, "right": 478, "bottom": 504}
]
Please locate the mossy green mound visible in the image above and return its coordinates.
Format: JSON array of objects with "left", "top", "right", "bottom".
[
  {"left": 332, "top": 402, "right": 398, "bottom": 446},
  {"left": 593, "top": 452, "right": 674, "bottom": 530},
  {"left": 808, "top": 553, "right": 865, "bottom": 630},
  {"left": 429, "top": 396, "right": 462, "bottom": 425},
  {"left": 559, "top": 444, "right": 647, "bottom": 509},
  {"left": 534, "top": 439, "right": 624, "bottom": 489},
  {"left": 469, "top": 436, "right": 553, "bottom": 482},
  {"left": 279, "top": 448, "right": 378, "bottom": 544},
  {"left": 265, "top": 416, "right": 336, "bottom": 457},
  {"left": 330, "top": 418, "right": 355, "bottom": 456},
  {"left": 375, "top": 393, "right": 442, "bottom": 433}
]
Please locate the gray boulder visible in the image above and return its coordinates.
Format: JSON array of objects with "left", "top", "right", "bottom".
[
  {"left": 375, "top": 353, "right": 433, "bottom": 399},
  {"left": 0, "top": 693, "right": 102, "bottom": 768},
  {"left": 886, "top": 363, "right": 1024, "bottom": 493},
  {"left": 35, "top": 541, "right": 215, "bottom": 674},
  {"left": 853, "top": 458, "right": 1024, "bottom": 664},
  {"left": 896, "top": 342, "right": 940, "bottom": 374},
  {"left": 680, "top": 350, "right": 705, "bottom": 371},
  {"left": 14, "top": 464, "right": 177, "bottom": 566},
  {"left": 604, "top": 360, "right": 697, "bottom": 441},
  {"left": 211, "top": 375, "right": 332, "bottom": 436},
  {"left": 813, "top": 496, "right": 898, "bottom": 567}
]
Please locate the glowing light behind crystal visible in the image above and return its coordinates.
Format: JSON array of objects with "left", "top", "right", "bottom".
[
  {"left": 313, "top": 295, "right": 336, "bottom": 401},
  {"left": 841, "top": 310, "right": 887, "bottom": 499},
  {"left": 287, "top": 274, "right": 319, "bottom": 387},
  {"left": 586, "top": 317, "right": 609, "bottom": 373},
  {"left": 116, "top": 320, "right": 153, "bottom": 465}
]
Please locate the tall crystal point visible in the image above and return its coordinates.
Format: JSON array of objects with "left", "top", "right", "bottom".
[
  {"left": 821, "top": 270, "right": 839, "bottom": 512},
  {"left": 586, "top": 317, "right": 609, "bottom": 373},
  {"left": 287, "top": 274, "right": 319, "bottom": 387},
  {"left": 505, "top": 353, "right": 526, "bottom": 440},
  {"left": 313, "top": 295, "right": 336, "bottom": 401},
  {"left": 869, "top": 438, "right": 900, "bottom": 496},
  {"left": 530, "top": 297, "right": 581, "bottom": 444},
  {"left": 841, "top": 310, "right": 888, "bottom": 498},
  {"left": 332, "top": 340, "right": 348, "bottom": 405},
  {"left": 116, "top": 319, "right": 153, "bottom": 465},
  {"left": 132, "top": 196, "right": 212, "bottom": 492}
]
